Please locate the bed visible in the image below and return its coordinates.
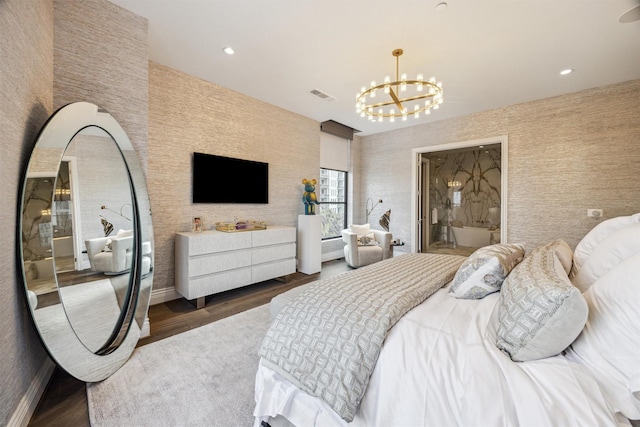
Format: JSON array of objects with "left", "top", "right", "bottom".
[{"left": 254, "top": 214, "right": 640, "bottom": 426}]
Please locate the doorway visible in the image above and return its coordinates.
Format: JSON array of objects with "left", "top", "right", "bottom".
[
  {"left": 53, "top": 156, "right": 83, "bottom": 272},
  {"left": 411, "top": 136, "right": 508, "bottom": 254}
]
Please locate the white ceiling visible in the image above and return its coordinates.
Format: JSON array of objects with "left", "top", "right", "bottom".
[{"left": 109, "top": 0, "right": 640, "bottom": 136}]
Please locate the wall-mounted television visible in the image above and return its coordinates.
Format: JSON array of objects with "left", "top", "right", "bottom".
[{"left": 192, "top": 152, "right": 269, "bottom": 204}]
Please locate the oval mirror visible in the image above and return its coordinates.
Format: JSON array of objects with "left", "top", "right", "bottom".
[{"left": 19, "top": 102, "right": 153, "bottom": 382}]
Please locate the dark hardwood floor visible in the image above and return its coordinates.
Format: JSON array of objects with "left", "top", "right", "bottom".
[{"left": 27, "top": 259, "right": 351, "bottom": 426}]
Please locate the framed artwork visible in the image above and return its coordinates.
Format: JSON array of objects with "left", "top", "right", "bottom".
[{"left": 192, "top": 217, "right": 203, "bottom": 232}]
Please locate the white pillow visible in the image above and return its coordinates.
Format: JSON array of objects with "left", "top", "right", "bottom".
[
  {"left": 350, "top": 223, "right": 370, "bottom": 235},
  {"left": 571, "top": 222, "right": 640, "bottom": 292},
  {"left": 566, "top": 252, "right": 640, "bottom": 420},
  {"left": 571, "top": 213, "right": 640, "bottom": 278}
]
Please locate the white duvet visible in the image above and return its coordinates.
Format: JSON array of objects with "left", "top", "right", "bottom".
[{"left": 254, "top": 285, "right": 629, "bottom": 426}]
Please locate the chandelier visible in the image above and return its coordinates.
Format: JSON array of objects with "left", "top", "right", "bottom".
[{"left": 356, "top": 49, "right": 443, "bottom": 122}]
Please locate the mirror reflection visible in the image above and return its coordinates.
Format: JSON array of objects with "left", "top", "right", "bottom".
[{"left": 20, "top": 102, "right": 153, "bottom": 381}]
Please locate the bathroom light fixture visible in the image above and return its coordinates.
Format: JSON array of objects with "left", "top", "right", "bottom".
[
  {"left": 222, "top": 46, "right": 235, "bottom": 55},
  {"left": 356, "top": 49, "right": 443, "bottom": 122},
  {"left": 560, "top": 68, "right": 574, "bottom": 76}
]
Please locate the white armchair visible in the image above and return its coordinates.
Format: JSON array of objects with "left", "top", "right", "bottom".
[
  {"left": 85, "top": 229, "right": 151, "bottom": 276},
  {"left": 342, "top": 224, "right": 392, "bottom": 268}
]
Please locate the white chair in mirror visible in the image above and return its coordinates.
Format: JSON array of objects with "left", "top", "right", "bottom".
[
  {"left": 342, "top": 223, "right": 392, "bottom": 268},
  {"left": 85, "top": 229, "right": 151, "bottom": 276}
]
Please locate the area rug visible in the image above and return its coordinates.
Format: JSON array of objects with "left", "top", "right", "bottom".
[{"left": 87, "top": 304, "right": 271, "bottom": 427}]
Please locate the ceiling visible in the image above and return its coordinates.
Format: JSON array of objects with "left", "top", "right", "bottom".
[{"left": 109, "top": 0, "right": 640, "bottom": 136}]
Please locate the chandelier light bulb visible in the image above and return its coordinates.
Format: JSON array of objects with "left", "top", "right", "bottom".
[{"left": 355, "top": 49, "right": 443, "bottom": 123}]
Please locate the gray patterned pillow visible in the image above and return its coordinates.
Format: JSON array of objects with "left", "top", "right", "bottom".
[
  {"left": 496, "top": 242, "right": 588, "bottom": 362},
  {"left": 449, "top": 243, "right": 525, "bottom": 299}
]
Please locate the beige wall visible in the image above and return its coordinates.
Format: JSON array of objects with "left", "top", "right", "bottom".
[
  {"left": 148, "top": 63, "right": 320, "bottom": 292},
  {"left": 53, "top": 0, "right": 148, "bottom": 169},
  {"left": 356, "top": 79, "right": 640, "bottom": 251},
  {"left": 0, "top": 1, "right": 53, "bottom": 423}
]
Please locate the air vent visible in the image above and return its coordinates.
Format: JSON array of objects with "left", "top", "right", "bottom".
[{"left": 309, "top": 89, "right": 335, "bottom": 102}]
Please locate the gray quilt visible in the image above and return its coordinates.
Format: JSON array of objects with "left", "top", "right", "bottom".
[{"left": 259, "top": 253, "right": 466, "bottom": 422}]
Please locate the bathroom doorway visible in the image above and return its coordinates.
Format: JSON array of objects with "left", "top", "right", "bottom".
[
  {"left": 53, "top": 157, "right": 84, "bottom": 272},
  {"left": 411, "top": 136, "right": 508, "bottom": 254}
]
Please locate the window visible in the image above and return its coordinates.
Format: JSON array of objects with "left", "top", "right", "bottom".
[{"left": 319, "top": 168, "right": 347, "bottom": 239}]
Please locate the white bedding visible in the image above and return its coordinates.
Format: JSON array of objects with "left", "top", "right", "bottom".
[{"left": 254, "top": 284, "right": 630, "bottom": 426}]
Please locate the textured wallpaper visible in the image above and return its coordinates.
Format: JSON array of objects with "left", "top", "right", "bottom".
[
  {"left": 0, "top": 0, "right": 53, "bottom": 424},
  {"left": 355, "top": 79, "right": 640, "bottom": 252},
  {"left": 53, "top": 0, "right": 148, "bottom": 171},
  {"left": 148, "top": 63, "right": 321, "bottom": 293}
]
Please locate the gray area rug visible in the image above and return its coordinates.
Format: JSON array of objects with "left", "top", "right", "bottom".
[{"left": 87, "top": 304, "right": 271, "bottom": 427}]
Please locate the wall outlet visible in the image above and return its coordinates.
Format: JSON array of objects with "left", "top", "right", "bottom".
[{"left": 587, "top": 209, "right": 603, "bottom": 218}]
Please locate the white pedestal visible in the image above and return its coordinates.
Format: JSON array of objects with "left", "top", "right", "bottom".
[{"left": 297, "top": 215, "right": 321, "bottom": 274}]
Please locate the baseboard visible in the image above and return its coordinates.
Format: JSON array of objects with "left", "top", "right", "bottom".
[
  {"left": 322, "top": 250, "right": 344, "bottom": 262},
  {"left": 150, "top": 286, "right": 181, "bottom": 306},
  {"left": 140, "top": 316, "right": 151, "bottom": 338},
  {"left": 8, "top": 357, "right": 55, "bottom": 427}
]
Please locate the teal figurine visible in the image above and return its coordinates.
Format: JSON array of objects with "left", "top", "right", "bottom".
[{"left": 301, "top": 178, "right": 320, "bottom": 215}]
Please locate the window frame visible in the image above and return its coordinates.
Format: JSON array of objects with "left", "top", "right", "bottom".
[{"left": 318, "top": 167, "right": 348, "bottom": 240}]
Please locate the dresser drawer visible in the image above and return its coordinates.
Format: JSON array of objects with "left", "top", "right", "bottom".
[{"left": 188, "top": 249, "right": 251, "bottom": 277}]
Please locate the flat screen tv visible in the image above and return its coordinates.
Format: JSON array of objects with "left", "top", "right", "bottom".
[{"left": 192, "top": 152, "right": 269, "bottom": 203}]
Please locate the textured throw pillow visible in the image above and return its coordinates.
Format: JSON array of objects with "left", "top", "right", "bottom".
[
  {"left": 449, "top": 243, "right": 525, "bottom": 299},
  {"left": 565, "top": 252, "right": 640, "bottom": 420},
  {"left": 357, "top": 232, "right": 377, "bottom": 246},
  {"left": 496, "top": 241, "right": 588, "bottom": 362},
  {"left": 570, "top": 213, "right": 640, "bottom": 278},
  {"left": 548, "top": 239, "right": 573, "bottom": 275}
]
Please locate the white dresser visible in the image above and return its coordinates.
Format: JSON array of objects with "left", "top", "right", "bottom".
[{"left": 175, "top": 226, "right": 296, "bottom": 308}]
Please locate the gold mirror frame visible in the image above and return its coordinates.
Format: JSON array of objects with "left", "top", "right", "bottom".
[{"left": 19, "top": 102, "right": 153, "bottom": 382}]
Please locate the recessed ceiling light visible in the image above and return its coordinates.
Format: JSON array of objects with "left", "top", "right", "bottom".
[
  {"left": 560, "top": 68, "right": 574, "bottom": 76},
  {"left": 222, "top": 46, "right": 235, "bottom": 55},
  {"left": 435, "top": 2, "right": 447, "bottom": 11}
]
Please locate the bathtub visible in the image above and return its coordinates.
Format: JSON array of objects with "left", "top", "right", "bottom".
[{"left": 451, "top": 226, "right": 500, "bottom": 248}]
